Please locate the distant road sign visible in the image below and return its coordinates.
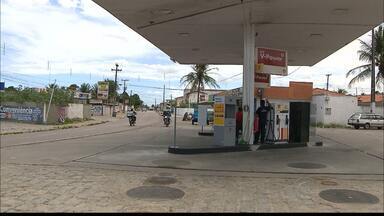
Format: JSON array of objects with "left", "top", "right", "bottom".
[{"left": 0, "top": 82, "right": 4, "bottom": 92}]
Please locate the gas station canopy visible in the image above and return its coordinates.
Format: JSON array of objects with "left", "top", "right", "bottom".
[{"left": 93, "top": 0, "right": 383, "bottom": 66}]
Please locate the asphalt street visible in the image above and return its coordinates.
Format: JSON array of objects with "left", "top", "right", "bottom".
[{"left": 1, "top": 111, "right": 383, "bottom": 212}]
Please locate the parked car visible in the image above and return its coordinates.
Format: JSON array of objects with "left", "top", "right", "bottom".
[
  {"left": 192, "top": 108, "right": 213, "bottom": 125},
  {"left": 192, "top": 109, "right": 198, "bottom": 125},
  {"left": 347, "top": 113, "right": 384, "bottom": 129}
]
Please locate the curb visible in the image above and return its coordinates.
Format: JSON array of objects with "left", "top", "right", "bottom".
[{"left": 0, "top": 121, "right": 109, "bottom": 136}]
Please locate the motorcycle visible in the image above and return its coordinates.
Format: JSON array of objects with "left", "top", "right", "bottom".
[
  {"left": 128, "top": 115, "right": 136, "bottom": 126},
  {"left": 163, "top": 115, "right": 170, "bottom": 127}
]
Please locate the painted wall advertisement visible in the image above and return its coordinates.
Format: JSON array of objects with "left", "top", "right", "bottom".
[
  {"left": 0, "top": 105, "right": 44, "bottom": 123},
  {"left": 213, "top": 96, "right": 225, "bottom": 126},
  {"left": 97, "top": 81, "right": 109, "bottom": 100},
  {"left": 91, "top": 105, "right": 103, "bottom": 116}
]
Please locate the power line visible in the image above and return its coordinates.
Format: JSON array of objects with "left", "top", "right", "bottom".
[
  {"left": 1, "top": 74, "right": 47, "bottom": 86},
  {"left": 219, "top": 72, "right": 242, "bottom": 82}
]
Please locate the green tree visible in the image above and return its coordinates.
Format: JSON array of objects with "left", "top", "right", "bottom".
[
  {"left": 180, "top": 64, "right": 220, "bottom": 104},
  {"left": 347, "top": 26, "right": 384, "bottom": 88},
  {"left": 80, "top": 83, "right": 91, "bottom": 93},
  {"left": 337, "top": 88, "right": 348, "bottom": 94},
  {"left": 129, "top": 93, "right": 143, "bottom": 109},
  {"left": 67, "top": 84, "right": 78, "bottom": 92},
  {"left": 90, "top": 83, "right": 98, "bottom": 99},
  {"left": 104, "top": 79, "right": 119, "bottom": 103}
]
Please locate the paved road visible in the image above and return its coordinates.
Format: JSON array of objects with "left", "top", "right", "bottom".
[
  {"left": 1, "top": 111, "right": 383, "bottom": 212},
  {"left": 316, "top": 127, "right": 384, "bottom": 159}
]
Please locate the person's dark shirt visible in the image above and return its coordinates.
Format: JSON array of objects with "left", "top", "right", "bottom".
[{"left": 256, "top": 105, "right": 271, "bottom": 124}]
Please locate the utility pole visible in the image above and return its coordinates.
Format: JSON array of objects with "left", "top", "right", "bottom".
[
  {"left": 129, "top": 90, "right": 133, "bottom": 108},
  {"left": 111, "top": 63, "right": 122, "bottom": 117},
  {"left": 325, "top": 74, "right": 332, "bottom": 92},
  {"left": 45, "top": 79, "right": 56, "bottom": 124},
  {"left": 370, "top": 28, "right": 376, "bottom": 113},
  {"left": 121, "top": 79, "right": 129, "bottom": 112},
  {"left": 163, "top": 84, "right": 165, "bottom": 111}
]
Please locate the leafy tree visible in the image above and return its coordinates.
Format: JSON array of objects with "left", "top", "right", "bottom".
[
  {"left": 119, "top": 92, "right": 129, "bottom": 103},
  {"left": 68, "top": 84, "right": 78, "bottom": 92},
  {"left": 5, "top": 86, "right": 17, "bottom": 92},
  {"left": 337, "top": 88, "right": 348, "bottom": 94},
  {"left": 180, "top": 64, "right": 220, "bottom": 104},
  {"left": 91, "top": 83, "right": 98, "bottom": 99},
  {"left": 104, "top": 79, "right": 119, "bottom": 103},
  {"left": 80, "top": 83, "right": 91, "bottom": 93},
  {"left": 129, "top": 93, "right": 143, "bottom": 109},
  {"left": 347, "top": 26, "right": 384, "bottom": 89}
]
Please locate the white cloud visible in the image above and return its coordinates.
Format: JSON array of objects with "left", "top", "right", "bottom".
[
  {"left": 58, "top": 0, "right": 80, "bottom": 8},
  {"left": 1, "top": 0, "right": 160, "bottom": 76}
]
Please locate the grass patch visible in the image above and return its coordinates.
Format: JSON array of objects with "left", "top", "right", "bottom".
[{"left": 313, "top": 122, "right": 349, "bottom": 128}]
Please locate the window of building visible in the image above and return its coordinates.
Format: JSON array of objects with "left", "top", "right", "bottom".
[{"left": 325, "top": 108, "right": 331, "bottom": 115}]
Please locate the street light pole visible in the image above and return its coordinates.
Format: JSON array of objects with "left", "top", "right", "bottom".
[{"left": 111, "top": 63, "right": 122, "bottom": 117}]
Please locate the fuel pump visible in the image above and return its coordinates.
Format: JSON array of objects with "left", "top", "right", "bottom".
[
  {"left": 213, "top": 96, "right": 239, "bottom": 146},
  {"left": 265, "top": 102, "right": 289, "bottom": 144}
]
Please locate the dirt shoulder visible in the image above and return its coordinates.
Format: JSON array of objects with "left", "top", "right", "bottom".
[{"left": 0, "top": 114, "right": 125, "bottom": 135}]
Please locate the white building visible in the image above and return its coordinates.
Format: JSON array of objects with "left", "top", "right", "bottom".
[
  {"left": 186, "top": 89, "right": 225, "bottom": 104},
  {"left": 312, "top": 89, "right": 360, "bottom": 125}
]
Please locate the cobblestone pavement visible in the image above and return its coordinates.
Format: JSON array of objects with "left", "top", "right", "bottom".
[{"left": 1, "top": 163, "right": 383, "bottom": 212}]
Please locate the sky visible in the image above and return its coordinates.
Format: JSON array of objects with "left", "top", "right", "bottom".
[{"left": 0, "top": 0, "right": 382, "bottom": 105}]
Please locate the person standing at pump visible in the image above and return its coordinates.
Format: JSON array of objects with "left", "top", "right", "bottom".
[
  {"left": 235, "top": 107, "right": 243, "bottom": 143},
  {"left": 253, "top": 113, "right": 260, "bottom": 144},
  {"left": 256, "top": 99, "right": 272, "bottom": 144}
]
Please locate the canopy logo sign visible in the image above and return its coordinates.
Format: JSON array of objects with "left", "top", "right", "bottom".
[{"left": 255, "top": 47, "right": 288, "bottom": 76}]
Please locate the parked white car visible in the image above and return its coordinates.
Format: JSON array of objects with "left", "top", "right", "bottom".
[{"left": 347, "top": 113, "right": 384, "bottom": 129}]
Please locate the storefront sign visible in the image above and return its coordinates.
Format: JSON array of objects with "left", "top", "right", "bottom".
[
  {"left": 256, "top": 47, "right": 288, "bottom": 76},
  {"left": 97, "top": 81, "right": 109, "bottom": 100},
  {"left": 74, "top": 92, "right": 90, "bottom": 100}
]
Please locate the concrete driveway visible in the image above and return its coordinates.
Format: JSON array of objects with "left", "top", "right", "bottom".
[{"left": 316, "top": 127, "right": 384, "bottom": 159}]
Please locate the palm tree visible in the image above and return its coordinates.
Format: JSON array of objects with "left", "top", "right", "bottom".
[
  {"left": 346, "top": 26, "right": 384, "bottom": 89},
  {"left": 180, "top": 64, "right": 220, "bottom": 104},
  {"left": 91, "top": 83, "right": 98, "bottom": 99},
  {"left": 80, "top": 83, "right": 91, "bottom": 93}
]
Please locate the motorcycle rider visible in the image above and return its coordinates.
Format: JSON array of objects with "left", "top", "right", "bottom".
[
  {"left": 162, "top": 108, "right": 171, "bottom": 125},
  {"left": 127, "top": 107, "right": 137, "bottom": 124}
]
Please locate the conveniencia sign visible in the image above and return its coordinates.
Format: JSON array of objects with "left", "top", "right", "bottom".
[{"left": 0, "top": 105, "right": 44, "bottom": 123}]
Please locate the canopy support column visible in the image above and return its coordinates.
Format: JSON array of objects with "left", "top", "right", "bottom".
[{"left": 242, "top": 10, "right": 255, "bottom": 145}]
